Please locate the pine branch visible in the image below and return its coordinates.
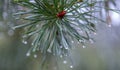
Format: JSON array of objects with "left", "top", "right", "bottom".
[{"left": 13, "top": 0, "right": 119, "bottom": 69}]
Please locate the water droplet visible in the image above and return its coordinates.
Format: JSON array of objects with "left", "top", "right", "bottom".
[
  {"left": 31, "top": 43, "right": 34, "bottom": 46},
  {"left": 34, "top": 54, "right": 37, "bottom": 58},
  {"left": 22, "top": 40, "right": 27, "bottom": 44},
  {"left": 26, "top": 52, "right": 30, "bottom": 56},
  {"left": 80, "top": 31, "right": 83, "bottom": 33},
  {"left": 65, "top": 47, "right": 69, "bottom": 50},
  {"left": 63, "top": 60, "right": 67, "bottom": 64},
  {"left": 93, "top": 32, "right": 97, "bottom": 35},
  {"left": 47, "top": 49, "right": 52, "bottom": 53},
  {"left": 79, "top": 39, "right": 82, "bottom": 42},
  {"left": 71, "top": 41, "right": 74, "bottom": 43},
  {"left": 60, "top": 46, "right": 63, "bottom": 48},
  {"left": 82, "top": 45, "right": 86, "bottom": 48},
  {"left": 108, "top": 24, "right": 111, "bottom": 27},
  {"left": 70, "top": 65, "right": 74, "bottom": 68},
  {"left": 60, "top": 55, "right": 63, "bottom": 58},
  {"left": 29, "top": 0, "right": 35, "bottom": 3},
  {"left": 36, "top": 24, "right": 39, "bottom": 28},
  {"left": 89, "top": 39, "right": 94, "bottom": 44}
]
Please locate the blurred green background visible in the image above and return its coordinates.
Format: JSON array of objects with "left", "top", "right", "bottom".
[{"left": 0, "top": 0, "right": 120, "bottom": 70}]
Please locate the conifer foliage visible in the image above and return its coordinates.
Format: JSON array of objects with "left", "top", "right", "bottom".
[{"left": 13, "top": 0, "right": 118, "bottom": 69}]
